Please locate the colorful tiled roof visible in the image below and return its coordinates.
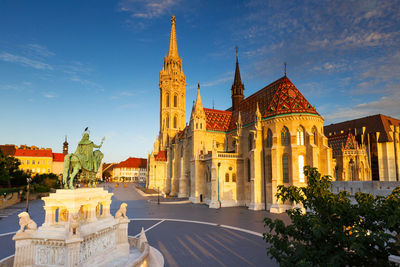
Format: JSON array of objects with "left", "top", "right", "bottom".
[
  {"left": 14, "top": 149, "right": 53, "bottom": 158},
  {"left": 328, "top": 132, "right": 358, "bottom": 157},
  {"left": 204, "top": 76, "right": 318, "bottom": 132},
  {"left": 324, "top": 114, "right": 400, "bottom": 143},
  {"left": 155, "top": 151, "right": 167, "bottom": 161},
  {"left": 204, "top": 108, "right": 233, "bottom": 132},
  {"left": 116, "top": 157, "right": 147, "bottom": 168},
  {"left": 52, "top": 153, "right": 65, "bottom": 162},
  {"left": 177, "top": 128, "right": 186, "bottom": 141},
  {"left": 236, "top": 76, "right": 318, "bottom": 125}
]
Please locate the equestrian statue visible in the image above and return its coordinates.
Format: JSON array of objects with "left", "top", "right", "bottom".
[{"left": 62, "top": 129, "right": 105, "bottom": 189}]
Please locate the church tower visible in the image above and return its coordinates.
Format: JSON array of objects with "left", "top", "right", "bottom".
[
  {"left": 231, "top": 47, "right": 244, "bottom": 111},
  {"left": 159, "top": 15, "right": 186, "bottom": 150},
  {"left": 63, "top": 136, "right": 68, "bottom": 155}
]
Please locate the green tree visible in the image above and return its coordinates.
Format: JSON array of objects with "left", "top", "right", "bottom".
[
  {"left": 0, "top": 150, "right": 29, "bottom": 187},
  {"left": 264, "top": 166, "right": 400, "bottom": 267}
]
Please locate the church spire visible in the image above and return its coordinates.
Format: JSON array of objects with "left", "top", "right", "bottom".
[
  {"left": 195, "top": 83, "right": 203, "bottom": 111},
  {"left": 168, "top": 15, "right": 179, "bottom": 58},
  {"left": 231, "top": 46, "right": 245, "bottom": 111}
]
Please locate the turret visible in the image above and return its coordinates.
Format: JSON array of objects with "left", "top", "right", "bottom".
[
  {"left": 63, "top": 136, "right": 68, "bottom": 155},
  {"left": 231, "top": 47, "right": 245, "bottom": 111}
]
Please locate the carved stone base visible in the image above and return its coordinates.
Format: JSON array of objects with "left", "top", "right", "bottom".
[{"left": 12, "top": 188, "right": 153, "bottom": 267}]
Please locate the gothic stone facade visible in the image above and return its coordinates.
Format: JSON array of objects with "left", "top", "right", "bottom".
[
  {"left": 147, "top": 16, "right": 333, "bottom": 212},
  {"left": 325, "top": 114, "right": 400, "bottom": 181}
]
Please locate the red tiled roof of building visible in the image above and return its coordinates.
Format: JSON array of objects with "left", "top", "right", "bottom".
[
  {"left": 14, "top": 149, "right": 53, "bottom": 157},
  {"left": 204, "top": 108, "right": 233, "bottom": 132},
  {"left": 116, "top": 157, "right": 147, "bottom": 168},
  {"left": 177, "top": 128, "right": 186, "bottom": 141},
  {"left": 324, "top": 114, "right": 400, "bottom": 143},
  {"left": 328, "top": 132, "right": 358, "bottom": 157},
  {"left": 206, "top": 76, "right": 318, "bottom": 132},
  {"left": 0, "top": 145, "right": 17, "bottom": 156},
  {"left": 236, "top": 76, "right": 318, "bottom": 124},
  {"left": 52, "top": 153, "right": 65, "bottom": 162},
  {"left": 155, "top": 151, "right": 167, "bottom": 161}
]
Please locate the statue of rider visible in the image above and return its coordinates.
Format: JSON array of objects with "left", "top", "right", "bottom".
[{"left": 75, "top": 130, "right": 105, "bottom": 173}]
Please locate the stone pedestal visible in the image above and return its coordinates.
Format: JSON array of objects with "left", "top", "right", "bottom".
[{"left": 12, "top": 188, "right": 146, "bottom": 267}]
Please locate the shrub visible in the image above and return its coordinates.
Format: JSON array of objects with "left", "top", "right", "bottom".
[{"left": 264, "top": 166, "right": 400, "bottom": 266}]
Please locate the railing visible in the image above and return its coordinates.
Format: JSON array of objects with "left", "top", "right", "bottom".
[
  {"left": 199, "top": 152, "right": 241, "bottom": 160},
  {"left": 217, "top": 152, "right": 240, "bottom": 159}
]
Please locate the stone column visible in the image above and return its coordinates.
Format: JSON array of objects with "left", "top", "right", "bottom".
[
  {"left": 249, "top": 129, "right": 264, "bottom": 210},
  {"left": 209, "top": 161, "right": 220, "bottom": 209},
  {"left": 102, "top": 200, "right": 112, "bottom": 217},
  {"left": 178, "top": 157, "right": 188, "bottom": 197},
  {"left": 43, "top": 206, "right": 57, "bottom": 226},
  {"left": 116, "top": 218, "right": 130, "bottom": 255}
]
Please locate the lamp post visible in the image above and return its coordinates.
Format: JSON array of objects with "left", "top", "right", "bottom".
[
  {"left": 217, "top": 162, "right": 221, "bottom": 208},
  {"left": 26, "top": 176, "right": 33, "bottom": 212},
  {"left": 158, "top": 187, "right": 160, "bottom": 205}
]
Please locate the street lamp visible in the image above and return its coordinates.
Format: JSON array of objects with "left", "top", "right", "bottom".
[
  {"left": 217, "top": 162, "right": 221, "bottom": 208},
  {"left": 26, "top": 176, "right": 33, "bottom": 212}
]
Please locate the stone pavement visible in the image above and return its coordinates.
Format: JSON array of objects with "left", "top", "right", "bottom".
[{"left": 0, "top": 183, "right": 289, "bottom": 267}]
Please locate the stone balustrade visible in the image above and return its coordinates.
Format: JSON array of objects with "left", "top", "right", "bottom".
[{"left": 331, "top": 181, "right": 400, "bottom": 197}]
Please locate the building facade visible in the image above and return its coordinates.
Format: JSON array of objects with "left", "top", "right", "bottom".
[
  {"left": 147, "top": 16, "right": 333, "bottom": 213},
  {"left": 324, "top": 114, "right": 400, "bottom": 181},
  {"left": 328, "top": 132, "right": 370, "bottom": 181},
  {"left": 14, "top": 148, "right": 53, "bottom": 174},
  {"left": 111, "top": 157, "right": 147, "bottom": 182}
]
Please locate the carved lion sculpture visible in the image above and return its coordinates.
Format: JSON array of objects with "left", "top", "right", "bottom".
[
  {"left": 17, "top": 212, "right": 37, "bottom": 233},
  {"left": 69, "top": 212, "right": 81, "bottom": 237},
  {"left": 115, "top": 203, "right": 128, "bottom": 219}
]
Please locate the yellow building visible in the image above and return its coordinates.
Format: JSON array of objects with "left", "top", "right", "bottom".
[
  {"left": 15, "top": 148, "right": 53, "bottom": 174},
  {"left": 147, "top": 16, "right": 333, "bottom": 213}
]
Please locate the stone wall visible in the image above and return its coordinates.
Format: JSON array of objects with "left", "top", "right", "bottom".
[{"left": 331, "top": 181, "right": 400, "bottom": 197}]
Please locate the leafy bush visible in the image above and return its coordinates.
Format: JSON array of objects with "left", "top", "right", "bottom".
[
  {"left": 33, "top": 173, "right": 60, "bottom": 189},
  {"left": 264, "top": 166, "right": 400, "bottom": 266},
  {"left": 33, "top": 184, "right": 50, "bottom": 193}
]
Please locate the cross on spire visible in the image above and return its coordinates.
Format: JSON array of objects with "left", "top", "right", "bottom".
[
  {"left": 284, "top": 62, "right": 287, "bottom": 76},
  {"left": 235, "top": 46, "right": 238, "bottom": 60},
  {"left": 168, "top": 15, "right": 179, "bottom": 58}
]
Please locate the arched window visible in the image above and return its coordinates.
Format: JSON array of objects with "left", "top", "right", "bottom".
[
  {"left": 248, "top": 134, "right": 253, "bottom": 151},
  {"left": 174, "top": 94, "right": 177, "bottom": 107},
  {"left": 298, "top": 155, "right": 305, "bottom": 183},
  {"left": 247, "top": 158, "right": 251, "bottom": 182},
  {"left": 348, "top": 159, "right": 355, "bottom": 181},
  {"left": 166, "top": 115, "right": 169, "bottom": 128},
  {"left": 296, "top": 126, "right": 305, "bottom": 145},
  {"left": 281, "top": 127, "right": 290, "bottom": 146},
  {"left": 312, "top": 126, "right": 318, "bottom": 145},
  {"left": 232, "top": 173, "right": 237, "bottom": 183},
  {"left": 266, "top": 155, "right": 272, "bottom": 182},
  {"left": 225, "top": 173, "right": 230, "bottom": 183},
  {"left": 282, "top": 155, "right": 289, "bottom": 183},
  {"left": 166, "top": 93, "right": 170, "bottom": 107},
  {"left": 266, "top": 129, "right": 273, "bottom": 148},
  {"left": 173, "top": 115, "right": 177, "bottom": 128}
]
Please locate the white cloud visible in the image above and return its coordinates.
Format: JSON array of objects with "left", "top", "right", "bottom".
[
  {"left": 118, "top": 0, "right": 179, "bottom": 19},
  {"left": 25, "top": 44, "right": 55, "bottom": 58},
  {"left": 0, "top": 52, "right": 53, "bottom": 70},
  {"left": 324, "top": 93, "right": 400, "bottom": 123},
  {"left": 202, "top": 75, "right": 232, "bottom": 87},
  {"left": 43, "top": 93, "right": 56, "bottom": 98}
]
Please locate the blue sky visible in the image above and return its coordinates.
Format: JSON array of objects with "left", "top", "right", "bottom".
[{"left": 0, "top": 0, "right": 399, "bottom": 162}]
